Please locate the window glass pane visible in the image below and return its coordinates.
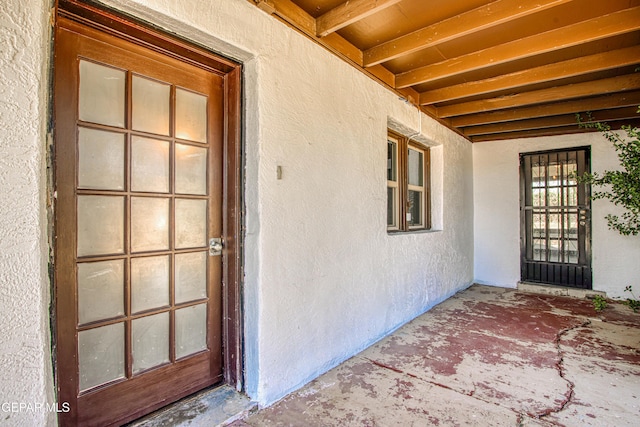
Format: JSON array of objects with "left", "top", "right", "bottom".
[
  {"left": 567, "top": 211, "right": 578, "bottom": 239},
  {"left": 564, "top": 211, "right": 579, "bottom": 264},
  {"left": 175, "top": 251, "right": 207, "bottom": 304},
  {"left": 132, "top": 312, "right": 169, "bottom": 374},
  {"left": 548, "top": 211, "right": 561, "bottom": 262},
  {"left": 175, "top": 88, "right": 207, "bottom": 143},
  {"left": 175, "top": 144, "right": 207, "bottom": 195},
  {"left": 131, "top": 136, "right": 170, "bottom": 193},
  {"left": 564, "top": 161, "right": 577, "bottom": 185},
  {"left": 532, "top": 211, "right": 546, "bottom": 238},
  {"left": 132, "top": 75, "right": 170, "bottom": 136},
  {"left": 387, "top": 140, "right": 396, "bottom": 181},
  {"left": 547, "top": 187, "right": 560, "bottom": 207},
  {"left": 175, "top": 199, "right": 207, "bottom": 249},
  {"left": 387, "top": 186, "right": 396, "bottom": 228},
  {"left": 131, "top": 255, "right": 170, "bottom": 313},
  {"left": 565, "top": 186, "right": 577, "bottom": 207},
  {"left": 408, "top": 148, "right": 423, "bottom": 186},
  {"left": 407, "top": 190, "right": 423, "bottom": 227},
  {"left": 532, "top": 160, "right": 545, "bottom": 188},
  {"left": 77, "top": 195, "right": 124, "bottom": 257},
  {"left": 175, "top": 303, "right": 207, "bottom": 359},
  {"left": 131, "top": 197, "right": 169, "bottom": 252},
  {"left": 79, "top": 60, "right": 125, "bottom": 128},
  {"left": 78, "top": 260, "right": 124, "bottom": 324},
  {"left": 78, "top": 127, "right": 125, "bottom": 190},
  {"left": 533, "top": 238, "right": 546, "bottom": 261},
  {"left": 566, "top": 239, "right": 579, "bottom": 264},
  {"left": 532, "top": 188, "right": 545, "bottom": 207},
  {"left": 547, "top": 163, "right": 561, "bottom": 186},
  {"left": 78, "top": 323, "right": 124, "bottom": 392}
]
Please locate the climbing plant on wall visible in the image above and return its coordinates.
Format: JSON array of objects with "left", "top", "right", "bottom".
[
  {"left": 577, "top": 111, "right": 640, "bottom": 313},
  {"left": 576, "top": 113, "right": 640, "bottom": 236}
]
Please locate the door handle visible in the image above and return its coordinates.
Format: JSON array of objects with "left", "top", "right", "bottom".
[{"left": 209, "top": 237, "right": 223, "bottom": 256}]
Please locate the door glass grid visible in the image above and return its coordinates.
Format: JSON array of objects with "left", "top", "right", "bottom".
[
  {"left": 528, "top": 152, "right": 580, "bottom": 264},
  {"left": 75, "top": 60, "right": 210, "bottom": 393}
]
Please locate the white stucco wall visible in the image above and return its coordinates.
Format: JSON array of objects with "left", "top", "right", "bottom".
[
  {"left": 2, "top": 0, "right": 474, "bottom": 421},
  {"left": 0, "top": 1, "right": 56, "bottom": 426},
  {"left": 473, "top": 132, "right": 640, "bottom": 298}
]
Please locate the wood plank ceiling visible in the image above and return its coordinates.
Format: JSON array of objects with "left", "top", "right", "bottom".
[{"left": 249, "top": 0, "right": 640, "bottom": 142}]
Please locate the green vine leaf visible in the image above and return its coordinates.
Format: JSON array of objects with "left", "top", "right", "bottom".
[{"left": 575, "top": 114, "right": 640, "bottom": 236}]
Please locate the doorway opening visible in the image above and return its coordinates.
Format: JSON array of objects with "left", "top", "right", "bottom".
[
  {"left": 53, "top": 1, "right": 243, "bottom": 425},
  {"left": 520, "top": 148, "right": 592, "bottom": 289}
]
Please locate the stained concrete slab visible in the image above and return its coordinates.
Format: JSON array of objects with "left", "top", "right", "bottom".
[{"left": 229, "top": 285, "right": 640, "bottom": 426}]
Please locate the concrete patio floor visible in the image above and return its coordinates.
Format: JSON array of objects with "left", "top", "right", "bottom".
[{"left": 230, "top": 285, "right": 640, "bottom": 426}]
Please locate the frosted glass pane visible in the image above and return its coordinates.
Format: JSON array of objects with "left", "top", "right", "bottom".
[
  {"left": 175, "top": 252, "right": 207, "bottom": 303},
  {"left": 132, "top": 75, "right": 170, "bottom": 136},
  {"left": 175, "top": 144, "right": 207, "bottom": 195},
  {"left": 77, "top": 196, "right": 124, "bottom": 257},
  {"left": 79, "top": 60, "right": 125, "bottom": 128},
  {"left": 78, "top": 127, "right": 125, "bottom": 190},
  {"left": 131, "top": 136, "right": 170, "bottom": 193},
  {"left": 176, "top": 89, "right": 207, "bottom": 143},
  {"left": 78, "top": 323, "right": 124, "bottom": 392},
  {"left": 131, "top": 255, "right": 169, "bottom": 313},
  {"left": 175, "top": 199, "right": 207, "bottom": 249},
  {"left": 132, "top": 312, "right": 169, "bottom": 373},
  {"left": 131, "top": 197, "right": 169, "bottom": 252},
  {"left": 175, "top": 304, "right": 207, "bottom": 359},
  {"left": 78, "top": 260, "right": 124, "bottom": 324}
]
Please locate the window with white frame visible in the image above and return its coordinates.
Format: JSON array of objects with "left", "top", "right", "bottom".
[{"left": 387, "top": 130, "right": 430, "bottom": 232}]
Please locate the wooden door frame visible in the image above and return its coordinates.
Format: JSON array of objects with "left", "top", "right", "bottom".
[{"left": 52, "top": 0, "right": 244, "bottom": 418}]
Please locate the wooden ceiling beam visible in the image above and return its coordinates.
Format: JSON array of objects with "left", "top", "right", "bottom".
[
  {"left": 463, "top": 106, "right": 640, "bottom": 136},
  {"left": 396, "top": 6, "right": 640, "bottom": 89},
  {"left": 254, "top": 0, "right": 365, "bottom": 66},
  {"left": 316, "top": 0, "right": 402, "bottom": 38},
  {"left": 438, "top": 74, "right": 640, "bottom": 118},
  {"left": 420, "top": 46, "right": 640, "bottom": 105},
  {"left": 450, "top": 91, "right": 640, "bottom": 127},
  {"left": 255, "top": 0, "right": 316, "bottom": 34},
  {"left": 250, "top": 1, "right": 442, "bottom": 125},
  {"left": 363, "top": 0, "right": 571, "bottom": 67},
  {"left": 470, "top": 125, "right": 596, "bottom": 142},
  {"left": 470, "top": 118, "right": 640, "bottom": 142}
]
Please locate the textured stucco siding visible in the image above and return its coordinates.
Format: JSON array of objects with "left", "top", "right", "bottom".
[
  {"left": 0, "top": 1, "right": 56, "bottom": 426},
  {"left": 1, "top": 0, "right": 474, "bottom": 420},
  {"left": 94, "top": 0, "right": 474, "bottom": 406},
  {"left": 473, "top": 132, "right": 640, "bottom": 299}
]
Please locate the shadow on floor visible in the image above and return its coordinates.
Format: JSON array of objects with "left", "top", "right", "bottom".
[{"left": 230, "top": 284, "right": 640, "bottom": 426}]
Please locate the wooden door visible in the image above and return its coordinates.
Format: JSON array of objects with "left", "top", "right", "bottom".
[
  {"left": 54, "top": 12, "right": 237, "bottom": 425},
  {"left": 520, "top": 148, "right": 592, "bottom": 289}
]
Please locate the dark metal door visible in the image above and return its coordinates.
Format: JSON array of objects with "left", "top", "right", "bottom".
[{"left": 520, "top": 148, "right": 592, "bottom": 289}]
